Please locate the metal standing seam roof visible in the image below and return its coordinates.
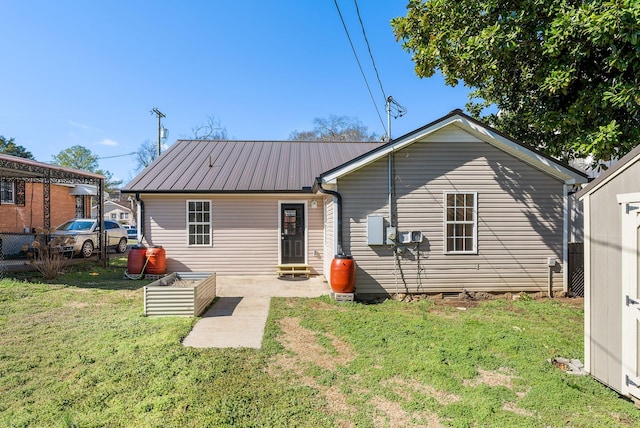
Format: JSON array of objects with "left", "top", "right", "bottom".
[{"left": 123, "top": 140, "right": 384, "bottom": 193}]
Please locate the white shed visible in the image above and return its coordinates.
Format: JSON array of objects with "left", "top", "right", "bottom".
[{"left": 577, "top": 144, "right": 640, "bottom": 401}]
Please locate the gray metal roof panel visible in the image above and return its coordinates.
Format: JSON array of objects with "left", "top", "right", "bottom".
[{"left": 123, "top": 140, "right": 383, "bottom": 193}]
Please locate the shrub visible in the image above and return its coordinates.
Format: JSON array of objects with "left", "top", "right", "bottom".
[{"left": 22, "top": 230, "right": 73, "bottom": 280}]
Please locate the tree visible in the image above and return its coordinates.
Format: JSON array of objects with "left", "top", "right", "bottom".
[
  {"left": 135, "top": 140, "right": 158, "bottom": 172},
  {"left": 0, "top": 135, "right": 35, "bottom": 159},
  {"left": 52, "top": 145, "right": 100, "bottom": 172},
  {"left": 52, "top": 145, "right": 122, "bottom": 192},
  {"left": 392, "top": 0, "right": 640, "bottom": 167},
  {"left": 289, "top": 116, "right": 379, "bottom": 142},
  {"left": 191, "top": 115, "right": 228, "bottom": 140}
]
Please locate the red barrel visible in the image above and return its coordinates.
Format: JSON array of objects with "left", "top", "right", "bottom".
[
  {"left": 145, "top": 246, "right": 166, "bottom": 275},
  {"left": 330, "top": 255, "right": 356, "bottom": 293},
  {"left": 127, "top": 246, "right": 147, "bottom": 275}
]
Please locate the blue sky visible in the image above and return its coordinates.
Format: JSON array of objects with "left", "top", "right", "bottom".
[{"left": 0, "top": 1, "right": 471, "bottom": 185}]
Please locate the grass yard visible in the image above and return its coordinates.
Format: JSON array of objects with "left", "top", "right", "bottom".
[{"left": 1, "top": 260, "right": 639, "bottom": 427}]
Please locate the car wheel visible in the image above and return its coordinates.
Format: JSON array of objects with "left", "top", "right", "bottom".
[
  {"left": 81, "top": 240, "right": 94, "bottom": 258},
  {"left": 116, "top": 237, "right": 127, "bottom": 253}
]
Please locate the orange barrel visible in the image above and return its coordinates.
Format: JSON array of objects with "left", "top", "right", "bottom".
[
  {"left": 330, "top": 255, "right": 356, "bottom": 293},
  {"left": 145, "top": 246, "right": 166, "bottom": 275},
  {"left": 127, "top": 245, "right": 147, "bottom": 275}
]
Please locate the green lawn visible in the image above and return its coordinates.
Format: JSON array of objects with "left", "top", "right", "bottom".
[{"left": 1, "top": 260, "right": 638, "bottom": 427}]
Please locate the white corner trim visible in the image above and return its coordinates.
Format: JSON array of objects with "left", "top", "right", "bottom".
[{"left": 583, "top": 196, "right": 591, "bottom": 373}]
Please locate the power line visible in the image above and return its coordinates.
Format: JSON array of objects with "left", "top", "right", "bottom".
[
  {"left": 333, "top": 0, "right": 387, "bottom": 136},
  {"left": 353, "top": 0, "right": 386, "bottom": 101},
  {"left": 98, "top": 152, "right": 137, "bottom": 160}
]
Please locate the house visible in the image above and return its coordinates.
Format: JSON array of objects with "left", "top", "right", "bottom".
[
  {"left": 91, "top": 200, "right": 135, "bottom": 225},
  {"left": 577, "top": 144, "right": 640, "bottom": 402},
  {"left": 0, "top": 154, "right": 102, "bottom": 233},
  {"left": 123, "top": 110, "right": 587, "bottom": 296}
]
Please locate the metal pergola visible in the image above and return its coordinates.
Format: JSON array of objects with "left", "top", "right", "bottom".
[{"left": 0, "top": 153, "right": 106, "bottom": 264}]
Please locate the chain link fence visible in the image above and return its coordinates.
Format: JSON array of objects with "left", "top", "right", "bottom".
[{"left": 0, "top": 232, "right": 38, "bottom": 277}]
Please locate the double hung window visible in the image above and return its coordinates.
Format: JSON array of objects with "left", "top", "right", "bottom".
[
  {"left": 187, "top": 200, "right": 212, "bottom": 246},
  {"left": 1, "top": 180, "right": 15, "bottom": 203},
  {"left": 444, "top": 192, "right": 477, "bottom": 254}
]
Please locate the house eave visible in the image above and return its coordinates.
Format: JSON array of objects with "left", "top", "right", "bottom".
[
  {"left": 120, "top": 189, "right": 316, "bottom": 195},
  {"left": 320, "top": 111, "right": 588, "bottom": 186}
]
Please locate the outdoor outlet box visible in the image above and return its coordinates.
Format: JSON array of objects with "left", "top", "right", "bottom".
[
  {"left": 547, "top": 257, "right": 556, "bottom": 267},
  {"left": 398, "top": 231, "right": 412, "bottom": 244}
]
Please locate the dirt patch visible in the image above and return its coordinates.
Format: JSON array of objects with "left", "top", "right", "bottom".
[
  {"left": 373, "top": 395, "right": 445, "bottom": 428},
  {"left": 266, "top": 317, "right": 360, "bottom": 426},
  {"left": 266, "top": 318, "right": 449, "bottom": 427},
  {"left": 391, "top": 292, "right": 584, "bottom": 309},
  {"left": 383, "top": 375, "right": 461, "bottom": 405},
  {"left": 274, "top": 317, "right": 356, "bottom": 371},
  {"left": 463, "top": 367, "right": 517, "bottom": 389},
  {"left": 503, "top": 401, "right": 534, "bottom": 417}
]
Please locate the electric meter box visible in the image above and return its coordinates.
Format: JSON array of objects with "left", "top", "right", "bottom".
[
  {"left": 386, "top": 226, "right": 397, "bottom": 245},
  {"left": 367, "top": 215, "right": 384, "bottom": 245}
]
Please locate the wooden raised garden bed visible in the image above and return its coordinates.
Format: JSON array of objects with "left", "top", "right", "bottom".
[{"left": 143, "top": 272, "right": 216, "bottom": 316}]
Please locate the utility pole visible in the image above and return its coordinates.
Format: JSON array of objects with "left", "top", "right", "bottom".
[{"left": 151, "top": 107, "right": 165, "bottom": 156}]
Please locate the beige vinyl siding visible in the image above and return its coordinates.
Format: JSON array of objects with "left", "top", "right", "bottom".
[
  {"left": 584, "top": 160, "right": 640, "bottom": 393},
  {"left": 141, "top": 194, "right": 324, "bottom": 275},
  {"left": 339, "top": 126, "right": 565, "bottom": 294}
]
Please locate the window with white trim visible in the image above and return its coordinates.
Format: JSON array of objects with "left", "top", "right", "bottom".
[
  {"left": 187, "top": 200, "right": 212, "bottom": 246},
  {"left": 1, "top": 180, "right": 15, "bottom": 203},
  {"left": 444, "top": 192, "right": 477, "bottom": 254}
]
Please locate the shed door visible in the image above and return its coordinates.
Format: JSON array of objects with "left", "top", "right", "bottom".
[
  {"left": 621, "top": 198, "right": 640, "bottom": 400},
  {"left": 281, "top": 203, "right": 305, "bottom": 264}
]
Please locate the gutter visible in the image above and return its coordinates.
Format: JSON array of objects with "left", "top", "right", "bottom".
[{"left": 314, "top": 178, "right": 344, "bottom": 256}]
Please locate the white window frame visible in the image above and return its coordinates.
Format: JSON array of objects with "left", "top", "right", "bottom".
[
  {"left": 186, "top": 200, "right": 212, "bottom": 247},
  {"left": 1, "top": 180, "right": 15, "bottom": 204},
  {"left": 443, "top": 191, "right": 477, "bottom": 254}
]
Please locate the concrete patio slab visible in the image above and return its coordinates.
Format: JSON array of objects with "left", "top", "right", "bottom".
[{"left": 182, "top": 275, "right": 330, "bottom": 349}]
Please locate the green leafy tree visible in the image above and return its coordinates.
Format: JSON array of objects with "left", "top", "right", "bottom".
[
  {"left": 392, "top": 0, "right": 640, "bottom": 167},
  {"left": 52, "top": 145, "right": 122, "bottom": 192},
  {"left": 0, "top": 135, "right": 35, "bottom": 159},
  {"left": 52, "top": 145, "right": 100, "bottom": 171},
  {"left": 289, "top": 116, "right": 379, "bottom": 142}
]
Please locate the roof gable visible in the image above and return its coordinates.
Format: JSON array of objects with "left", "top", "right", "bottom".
[{"left": 320, "top": 110, "right": 588, "bottom": 185}]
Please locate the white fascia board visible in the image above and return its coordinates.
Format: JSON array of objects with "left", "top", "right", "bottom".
[
  {"left": 321, "top": 113, "right": 587, "bottom": 185},
  {"left": 581, "top": 152, "right": 640, "bottom": 200},
  {"left": 321, "top": 117, "right": 457, "bottom": 184},
  {"left": 456, "top": 117, "right": 587, "bottom": 184}
]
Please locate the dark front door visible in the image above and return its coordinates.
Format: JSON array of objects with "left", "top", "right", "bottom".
[{"left": 281, "top": 203, "right": 305, "bottom": 264}]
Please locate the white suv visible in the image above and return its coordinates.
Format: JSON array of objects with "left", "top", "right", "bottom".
[{"left": 54, "top": 219, "right": 128, "bottom": 257}]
